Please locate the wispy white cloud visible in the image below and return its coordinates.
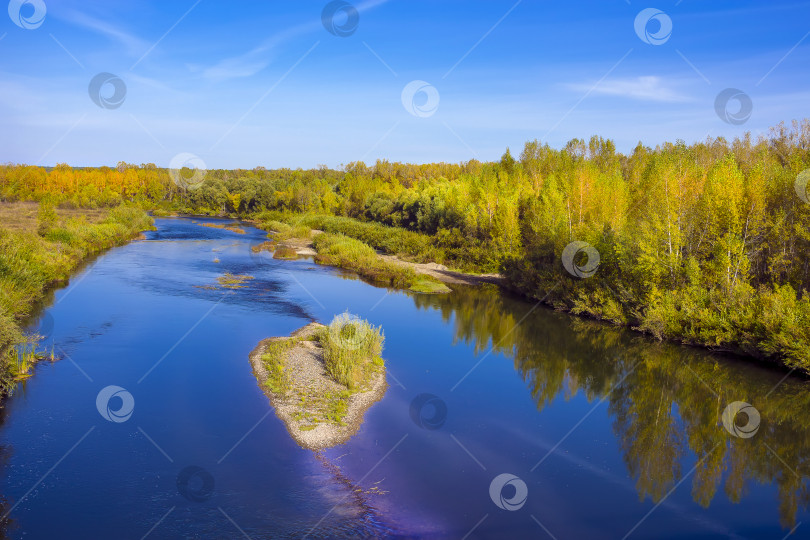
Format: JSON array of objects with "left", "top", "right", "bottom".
[
  {"left": 196, "top": 27, "right": 303, "bottom": 81},
  {"left": 59, "top": 10, "right": 149, "bottom": 56},
  {"left": 567, "top": 76, "right": 692, "bottom": 103},
  {"left": 198, "top": 0, "right": 392, "bottom": 81}
]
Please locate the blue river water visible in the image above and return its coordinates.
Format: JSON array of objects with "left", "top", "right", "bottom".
[{"left": 1, "top": 217, "right": 807, "bottom": 539}]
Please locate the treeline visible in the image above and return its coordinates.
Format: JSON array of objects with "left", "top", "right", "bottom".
[{"left": 2, "top": 120, "right": 809, "bottom": 370}]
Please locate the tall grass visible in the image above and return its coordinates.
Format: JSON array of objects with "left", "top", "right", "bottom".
[
  {"left": 0, "top": 204, "right": 153, "bottom": 394},
  {"left": 318, "top": 312, "right": 384, "bottom": 390},
  {"left": 262, "top": 220, "right": 311, "bottom": 242},
  {"left": 313, "top": 233, "right": 448, "bottom": 292}
]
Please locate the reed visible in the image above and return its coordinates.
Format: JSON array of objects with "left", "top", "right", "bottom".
[{"left": 318, "top": 312, "right": 384, "bottom": 390}]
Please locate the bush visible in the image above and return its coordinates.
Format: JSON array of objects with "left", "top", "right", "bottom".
[{"left": 318, "top": 312, "right": 384, "bottom": 390}]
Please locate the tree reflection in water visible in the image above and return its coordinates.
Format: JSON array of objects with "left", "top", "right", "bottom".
[{"left": 413, "top": 284, "right": 810, "bottom": 528}]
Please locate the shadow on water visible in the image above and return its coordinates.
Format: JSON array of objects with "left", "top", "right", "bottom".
[{"left": 413, "top": 284, "right": 810, "bottom": 529}]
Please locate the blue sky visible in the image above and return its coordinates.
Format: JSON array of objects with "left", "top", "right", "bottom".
[{"left": 1, "top": 0, "right": 809, "bottom": 168}]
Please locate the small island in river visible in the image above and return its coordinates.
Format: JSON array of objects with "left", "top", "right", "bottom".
[{"left": 249, "top": 313, "right": 387, "bottom": 450}]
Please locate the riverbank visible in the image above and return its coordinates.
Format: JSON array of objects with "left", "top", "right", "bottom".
[
  {"left": 0, "top": 202, "right": 154, "bottom": 392},
  {"left": 249, "top": 319, "right": 387, "bottom": 450},
  {"left": 257, "top": 220, "right": 455, "bottom": 294},
  {"left": 250, "top": 212, "right": 810, "bottom": 375}
]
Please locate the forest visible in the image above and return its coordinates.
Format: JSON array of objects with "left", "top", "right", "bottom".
[{"left": 1, "top": 119, "right": 809, "bottom": 373}]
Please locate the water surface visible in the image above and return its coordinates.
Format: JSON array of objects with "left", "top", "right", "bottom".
[{"left": 1, "top": 217, "right": 808, "bottom": 538}]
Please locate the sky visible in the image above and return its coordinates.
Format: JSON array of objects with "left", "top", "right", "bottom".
[{"left": 1, "top": 0, "right": 809, "bottom": 169}]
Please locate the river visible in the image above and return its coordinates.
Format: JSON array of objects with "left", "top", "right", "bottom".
[{"left": 0, "top": 217, "right": 807, "bottom": 539}]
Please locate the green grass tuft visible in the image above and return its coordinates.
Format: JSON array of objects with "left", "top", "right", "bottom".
[
  {"left": 261, "top": 338, "right": 296, "bottom": 396},
  {"left": 317, "top": 312, "right": 384, "bottom": 391}
]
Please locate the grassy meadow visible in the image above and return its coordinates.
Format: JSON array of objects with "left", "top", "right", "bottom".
[{"left": 0, "top": 202, "right": 153, "bottom": 392}]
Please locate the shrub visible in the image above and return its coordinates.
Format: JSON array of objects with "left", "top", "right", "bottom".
[{"left": 318, "top": 312, "right": 384, "bottom": 390}]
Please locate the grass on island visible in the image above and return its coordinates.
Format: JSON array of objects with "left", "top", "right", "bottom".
[
  {"left": 313, "top": 233, "right": 450, "bottom": 294},
  {"left": 318, "top": 312, "right": 385, "bottom": 390},
  {"left": 260, "top": 313, "right": 385, "bottom": 430},
  {"left": 251, "top": 240, "right": 276, "bottom": 253},
  {"left": 273, "top": 246, "right": 299, "bottom": 260},
  {"left": 262, "top": 220, "right": 312, "bottom": 242},
  {"left": 261, "top": 338, "right": 296, "bottom": 395},
  {"left": 199, "top": 222, "right": 245, "bottom": 234},
  {"left": 216, "top": 272, "right": 254, "bottom": 289},
  {"left": 0, "top": 202, "right": 154, "bottom": 393},
  {"left": 255, "top": 220, "right": 311, "bottom": 260}
]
